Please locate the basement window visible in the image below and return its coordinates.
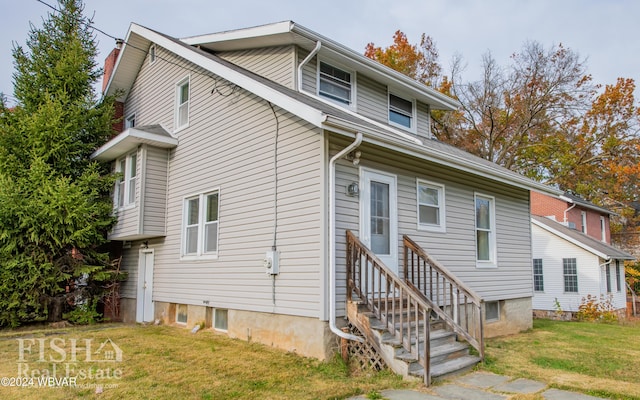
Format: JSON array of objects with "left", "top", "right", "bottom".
[
  {"left": 176, "top": 304, "right": 188, "bottom": 324},
  {"left": 214, "top": 309, "right": 228, "bottom": 331},
  {"left": 485, "top": 301, "right": 500, "bottom": 322}
]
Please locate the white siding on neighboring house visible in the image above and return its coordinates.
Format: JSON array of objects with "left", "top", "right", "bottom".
[
  {"left": 332, "top": 137, "right": 532, "bottom": 316},
  {"left": 531, "top": 223, "right": 627, "bottom": 312},
  {"left": 217, "top": 45, "right": 296, "bottom": 89},
  {"left": 119, "top": 48, "right": 325, "bottom": 319}
]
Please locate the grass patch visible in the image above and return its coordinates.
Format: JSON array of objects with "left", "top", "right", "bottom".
[
  {"left": 0, "top": 324, "right": 411, "bottom": 400},
  {"left": 481, "top": 318, "right": 640, "bottom": 399}
]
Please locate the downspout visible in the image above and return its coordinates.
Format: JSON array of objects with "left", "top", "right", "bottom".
[
  {"left": 563, "top": 202, "right": 576, "bottom": 225},
  {"left": 298, "top": 41, "right": 321, "bottom": 92},
  {"left": 329, "top": 132, "right": 364, "bottom": 343}
]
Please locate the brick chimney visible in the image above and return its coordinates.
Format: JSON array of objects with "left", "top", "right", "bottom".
[
  {"left": 103, "top": 39, "right": 125, "bottom": 134},
  {"left": 102, "top": 39, "right": 123, "bottom": 93}
]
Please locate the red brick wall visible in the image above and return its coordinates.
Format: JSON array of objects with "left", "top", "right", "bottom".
[
  {"left": 102, "top": 47, "right": 120, "bottom": 93},
  {"left": 530, "top": 191, "right": 568, "bottom": 222}
]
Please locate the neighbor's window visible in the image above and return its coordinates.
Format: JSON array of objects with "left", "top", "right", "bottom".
[
  {"left": 318, "top": 61, "right": 352, "bottom": 106},
  {"left": 214, "top": 308, "right": 228, "bottom": 331},
  {"left": 389, "top": 93, "right": 414, "bottom": 130},
  {"left": 563, "top": 258, "right": 578, "bottom": 293},
  {"left": 176, "top": 304, "right": 188, "bottom": 324},
  {"left": 175, "top": 76, "right": 190, "bottom": 130},
  {"left": 485, "top": 301, "right": 499, "bottom": 322},
  {"left": 115, "top": 151, "right": 137, "bottom": 208},
  {"left": 581, "top": 211, "right": 587, "bottom": 234},
  {"left": 606, "top": 263, "right": 612, "bottom": 293},
  {"left": 616, "top": 260, "right": 622, "bottom": 292},
  {"left": 183, "top": 190, "right": 219, "bottom": 258},
  {"left": 475, "top": 194, "right": 496, "bottom": 266},
  {"left": 417, "top": 179, "right": 445, "bottom": 232},
  {"left": 600, "top": 216, "right": 606, "bottom": 242},
  {"left": 533, "top": 258, "right": 544, "bottom": 292}
]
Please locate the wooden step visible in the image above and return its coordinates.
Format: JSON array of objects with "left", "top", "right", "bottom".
[{"left": 408, "top": 354, "right": 481, "bottom": 380}]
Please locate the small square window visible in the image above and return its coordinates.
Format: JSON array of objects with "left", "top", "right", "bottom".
[
  {"left": 125, "top": 114, "right": 136, "bottom": 129},
  {"left": 485, "top": 301, "right": 500, "bottom": 322},
  {"left": 176, "top": 304, "right": 188, "bottom": 324},
  {"left": 214, "top": 309, "right": 228, "bottom": 331}
]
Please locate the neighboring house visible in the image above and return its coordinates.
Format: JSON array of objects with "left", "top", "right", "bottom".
[
  {"left": 531, "top": 215, "right": 634, "bottom": 317},
  {"left": 531, "top": 191, "right": 614, "bottom": 244},
  {"left": 92, "top": 21, "right": 560, "bottom": 380}
]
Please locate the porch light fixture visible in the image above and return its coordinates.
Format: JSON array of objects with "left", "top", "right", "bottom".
[{"left": 347, "top": 182, "right": 359, "bottom": 197}]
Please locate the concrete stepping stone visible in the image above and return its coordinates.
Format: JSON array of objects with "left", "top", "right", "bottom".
[
  {"left": 454, "top": 371, "right": 510, "bottom": 389},
  {"left": 494, "top": 377, "right": 547, "bottom": 394},
  {"left": 434, "top": 384, "right": 508, "bottom": 400},
  {"left": 542, "top": 388, "right": 607, "bottom": 400}
]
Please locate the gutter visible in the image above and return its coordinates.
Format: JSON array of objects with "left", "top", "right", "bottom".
[{"left": 329, "top": 131, "right": 364, "bottom": 343}]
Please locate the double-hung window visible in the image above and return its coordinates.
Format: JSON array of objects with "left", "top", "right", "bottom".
[
  {"left": 475, "top": 194, "right": 496, "bottom": 266},
  {"left": 183, "top": 190, "right": 219, "bottom": 258},
  {"left": 605, "top": 263, "right": 612, "bottom": 293},
  {"left": 563, "top": 258, "right": 578, "bottom": 292},
  {"left": 318, "top": 61, "right": 352, "bottom": 106},
  {"left": 115, "top": 151, "right": 137, "bottom": 209},
  {"left": 533, "top": 258, "right": 544, "bottom": 291},
  {"left": 175, "top": 76, "right": 190, "bottom": 130},
  {"left": 417, "top": 179, "right": 445, "bottom": 232},
  {"left": 389, "top": 93, "right": 415, "bottom": 130}
]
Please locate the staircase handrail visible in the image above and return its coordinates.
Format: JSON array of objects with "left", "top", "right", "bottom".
[
  {"left": 346, "top": 230, "right": 433, "bottom": 385},
  {"left": 403, "top": 235, "right": 484, "bottom": 359}
]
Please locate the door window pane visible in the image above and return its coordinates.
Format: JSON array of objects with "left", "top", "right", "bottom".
[{"left": 370, "top": 181, "right": 390, "bottom": 254}]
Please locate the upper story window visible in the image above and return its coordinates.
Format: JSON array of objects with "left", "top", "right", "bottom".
[
  {"left": 318, "top": 61, "right": 353, "bottom": 106},
  {"left": 417, "top": 179, "right": 445, "bottom": 232},
  {"left": 389, "top": 93, "right": 415, "bottom": 131},
  {"left": 580, "top": 211, "right": 587, "bottom": 234},
  {"left": 175, "top": 76, "right": 190, "bottom": 131},
  {"left": 475, "top": 193, "right": 496, "bottom": 267},
  {"left": 600, "top": 216, "right": 606, "bottom": 242},
  {"left": 183, "top": 190, "right": 219, "bottom": 259},
  {"left": 125, "top": 113, "right": 136, "bottom": 129},
  {"left": 115, "top": 151, "right": 137, "bottom": 209}
]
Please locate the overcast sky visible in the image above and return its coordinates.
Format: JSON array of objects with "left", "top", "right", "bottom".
[{"left": 2, "top": 0, "right": 639, "bottom": 105}]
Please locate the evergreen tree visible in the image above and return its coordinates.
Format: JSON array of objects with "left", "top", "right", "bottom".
[{"left": 0, "top": 0, "right": 117, "bottom": 326}]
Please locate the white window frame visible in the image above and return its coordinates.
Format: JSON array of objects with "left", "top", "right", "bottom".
[
  {"left": 581, "top": 211, "right": 587, "bottom": 234},
  {"left": 563, "top": 258, "right": 578, "bottom": 293},
  {"left": 181, "top": 189, "right": 220, "bottom": 260},
  {"left": 600, "top": 216, "right": 606, "bottom": 242},
  {"left": 149, "top": 44, "right": 156, "bottom": 65},
  {"left": 175, "top": 76, "right": 190, "bottom": 132},
  {"left": 115, "top": 151, "right": 137, "bottom": 210},
  {"left": 389, "top": 92, "right": 416, "bottom": 132},
  {"left": 485, "top": 301, "right": 500, "bottom": 322},
  {"left": 616, "top": 260, "right": 622, "bottom": 292},
  {"left": 474, "top": 193, "right": 497, "bottom": 268},
  {"left": 125, "top": 113, "right": 136, "bottom": 129},
  {"left": 533, "top": 258, "right": 544, "bottom": 292},
  {"left": 416, "top": 179, "right": 445, "bottom": 232},
  {"left": 317, "top": 60, "right": 355, "bottom": 109}
]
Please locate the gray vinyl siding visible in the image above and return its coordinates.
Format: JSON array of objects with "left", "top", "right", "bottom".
[
  {"left": 357, "top": 74, "right": 386, "bottom": 121},
  {"left": 120, "top": 47, "right": 324, "bottom": 318},
  {"left": 217, "top": 45, "right": 296, "bottom": 89},
  {"left": 332, "top": 136, "right": 533, "bottom": 315},
  {"left": 141, "top": 145, "right": 169, "bottom": 236}
]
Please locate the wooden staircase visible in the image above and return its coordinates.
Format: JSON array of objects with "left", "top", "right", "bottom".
[{"left": 346, "top": 231, "right": 484, "bottom": 385}]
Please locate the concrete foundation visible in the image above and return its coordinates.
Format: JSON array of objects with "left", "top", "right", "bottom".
[
  {"left": 147, "top": 301, "right": 338, "bottom": 360},
  {"left": 484, "top": 297, "right": 532, "bottom": 338}
]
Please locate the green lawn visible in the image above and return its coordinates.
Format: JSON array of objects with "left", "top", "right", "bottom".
[
  {"left": 481, "top": 318, "right": 640, "bottom": 399},
  {"left": 0, "top": 319, "right": 638, "bottom": 399}
]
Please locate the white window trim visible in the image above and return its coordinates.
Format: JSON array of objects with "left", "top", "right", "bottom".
[
  {"left": 533, "top": 258, "right": 544, "bottom": 292},
  {"left": 600, "top": 216, "right": 606, "bottom": 242},
  {"left": 316, "top": 59, "right": 356, "bottom": 110},
  {"left": 474, "top": 193, "right": 497, "bottom": 268},
  {"left": 389, "top": 91, "right": 417, "bottom": 133},
  {"left": 125, "top": 113, "right": 136, "bottom": 129},
  {"left": 175, "top": 75, "right": 190, "bottom": 132},
  {"left": 181, "top": 189, "right": 220, "bottom": 261},
  {"left": 149, "top": 44, "right": 156, "bottom": 65},
  {"left": 416, "top": 178, "right": 446, "bottom": 233},
  {"left": 115, "top": 151, "right": 137, "bottom": 210},
  {"left": 581, "top": 211, "right": 587, "bottom": 234}
]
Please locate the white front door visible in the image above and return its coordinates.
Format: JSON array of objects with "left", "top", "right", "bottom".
[
  {"left": 136, "top": 249, "right": 155, "bottom": 323},
  {"left": 360, "top": 169, "right": 398, "bottom": 274}
]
